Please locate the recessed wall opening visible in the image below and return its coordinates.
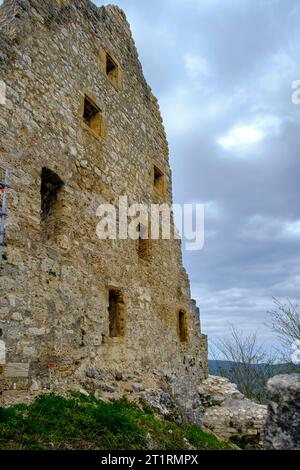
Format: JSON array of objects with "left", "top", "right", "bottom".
[
  {"left": 82, "top": 95, "right": 104, "bottom": 139},
  {"left": 100, "top": 49, "right": 122, "bottom": 91},
  {"left": 138, "top": 223, "right": 151, "bottom": 261},
  {"left": 40, "top": 168, "right": 64, "bottom": 241},
  {"left": 178, "top": 310, "right": 188, "bottom": 343},
  {"left": 108, "top": 289, "right": 125, "bottom": 338},
  {"left": 106, "top": 54, "right": 117, "bottom": 75},
  {"left": 153, "top": 165, "right": 165, "bottom": 195},
  {"left": 106, "top": 53, "right": 120, "bottom": 89}
]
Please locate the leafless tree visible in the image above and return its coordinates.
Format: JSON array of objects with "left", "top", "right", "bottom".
[
  {"left": 211, "top": 326, "right": 277, "bottom": 403},
  {"left": 268, "top": 298, "right": 300, "bottom": 349}
]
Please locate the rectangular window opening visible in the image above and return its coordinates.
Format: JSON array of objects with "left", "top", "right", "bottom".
[
  {"left": 100, "top": 49, "right": 122, "bottom": 91},
  {"left": 83, "top": 95, "right": 104, "bottom": 139},
  {"left": 109, "top": 289, "right": 125, "bottom": 338},
  {"left": 154, "top": 165, "right": 165, "bottom": 195},
  {"left": 40, "top": 167, "right": 64, "bottom": 242},
  {"left": 138, "top": 224, "right": 151, "bottom": 261},
  {"left": 178, "top": 310, "right": 188, "bottom": 343},
  {"left": 106, "top": 54, "right": 117, "bottom": 76}
]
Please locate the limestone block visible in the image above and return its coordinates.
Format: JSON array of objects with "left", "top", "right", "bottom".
[
  {"left": 199, "top": 376, "right": 267, "bottom": 446},
  {"left": 11, "top": 312, "right": 23, "bottom": 321},
  {"left": 264, "top": 374, "right": 300, "bottom": 450},
  {"left": 28, "top": 328, "right": 46, "bottom": 336},
  {"left": 5, "top": 363, "right": 30, "bottom": 378}
]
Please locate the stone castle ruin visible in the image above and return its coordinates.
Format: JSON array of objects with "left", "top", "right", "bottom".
[
  {"left": 0, "top": 0, "right": 208, "bottom": 412},
  {"left": 2, "top": 0, "right": 298, "bottom": 449}
]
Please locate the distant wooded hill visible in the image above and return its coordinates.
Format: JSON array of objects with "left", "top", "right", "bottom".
[{"left": 208, "top": 360, "right": 300, "bottom": 377}]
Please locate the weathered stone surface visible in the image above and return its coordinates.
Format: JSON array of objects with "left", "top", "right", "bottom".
[
  {"left": 264, "top": 374, "right": 300, "bottom": 450},
  {"left": 86, "top": 367, "right": 103, "bottom": 380},
  {"left": 5, "top": 363, "right": 30, "bottom": 378},
  {"left": 0, "top": 340, "right": 5, "bottom": 364},
  {"left": 198, "top": 376, "right": 267, "bottom": 447},
  {"left": 97, "top": 383, "right": 118, "bottom": 394},
  {"left": 30, "top": 379, "right": 39, "bottom": 392},
  {"left": 144, "top": 389, "right": 174, "bottom": 416},
  {"left": 0, "top": 0, "right": 208, "bottom": 410},
  {"left": 115, "top": 371, "right": 123, "bottom": 381},
  {"left": 132, "top": 382, "right": 145, "bottom": 393}
]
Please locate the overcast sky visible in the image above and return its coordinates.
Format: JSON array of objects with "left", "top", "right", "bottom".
[
  {"left": 2, "top": 0, "right": 300, "bottom": 353},
  {"left": 102, "top": 0, "right": 300, "bottom": 352}
]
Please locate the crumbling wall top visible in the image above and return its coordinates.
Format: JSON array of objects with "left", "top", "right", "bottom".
[{"left": 0, "top": 0, "right": 132, "bottom": 38}]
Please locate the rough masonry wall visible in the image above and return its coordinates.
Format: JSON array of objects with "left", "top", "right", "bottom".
[
  {"left": 264, "top": 374, "right": 300, "bottom": 450},
  {"left": 0, "top": 0, "right": 207, "bottom": 404}
]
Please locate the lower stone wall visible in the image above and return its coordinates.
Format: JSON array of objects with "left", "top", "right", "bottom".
[
  {"left": 0, "top": 365, "right": 202, "bottom": 427},
  {"left": 198, "top": 376, "right": 267, "bottom": 448},
  {"left": 264, "top": 374, "right": 300, "bottom": 450}
]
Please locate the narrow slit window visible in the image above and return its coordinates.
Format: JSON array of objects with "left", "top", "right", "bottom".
[
  {"left": 108, "top": 289, "right": 125, "bottom": 337},
  {"left": 178, "top": 310, "right": 188, "bottom": 343},
  {"left": 82, "top": 95, "right": 104, "bottom": 139},
  {"left": 106, "top": 53, "right": 120, "bottom": 89},
  {"left": 40, "top": 168, "right": 64, "bottom": 242},
  {"left": 153, "top": 165, "right": 165, "bottom": 195},
  {"left": 106, "top": 54, "right": 117, "bottom": 76},
  {"left": 138, "top": 224, "right": 151, "bottom": 261},
  {"left": 100, "top": 49, "right": 122, "bottom": 90}
]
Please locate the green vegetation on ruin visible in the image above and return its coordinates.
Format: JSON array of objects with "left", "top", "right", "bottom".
[{"left": 0, "top": 392, "right": 235, "bottom": 450}]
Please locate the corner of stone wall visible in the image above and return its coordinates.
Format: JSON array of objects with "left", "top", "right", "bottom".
[
  {"left": 200, "top": 334, "right": 208, "bottom": 378},
  {"left": 264, "top": 374, "right": 300, "bottom": 450},
  {"left": 199, "top": 376, "right": 267, "bottom": 448},
  {"left": 104, "top": 4, "right": 133, "bottom": 39},
  {"left": 0, "top": 0, "right": 25, "bottom": 39}
]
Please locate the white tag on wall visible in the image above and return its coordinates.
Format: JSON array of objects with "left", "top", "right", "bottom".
[
  {"left": 0, "top": 80, "right": 6, "bottom": 106},
  {"left": 0, "top": 340, "right": 6, "bottom": 364}
]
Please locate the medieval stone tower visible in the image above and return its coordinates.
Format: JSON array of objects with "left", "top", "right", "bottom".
[{"left": 0, "top": 0, "right": 207, "bottom": 408}]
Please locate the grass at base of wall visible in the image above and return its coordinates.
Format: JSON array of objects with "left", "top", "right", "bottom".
[{"left": 0, "top": 392, "right": 235, "bottom": 450}]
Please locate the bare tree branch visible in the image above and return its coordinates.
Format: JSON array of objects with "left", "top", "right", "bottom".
[
  {"left": 268, "top": 298, "right": 300, "bottom": 348},
  {"left": 211, "top": 326, "right": 278, "bottom": 403}
]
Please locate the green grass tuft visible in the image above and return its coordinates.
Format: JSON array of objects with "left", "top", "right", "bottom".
[{"left": 0, "top": 393, "right": 234, "bottom": 450}]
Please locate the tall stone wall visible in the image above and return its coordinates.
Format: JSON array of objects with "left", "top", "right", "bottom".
[{"left": 0, "top": 0, "right": 207, "bottom": 405}]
